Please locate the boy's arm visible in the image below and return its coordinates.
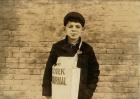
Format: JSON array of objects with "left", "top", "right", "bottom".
[
  {"left": 87, "top": 47, "right": 100, "bottom": 92},
  {"left": 78, "top": 46, "right": 100, "bottom": 99},
  {"left": 42, "top": 44, "right": 57, "bottom": 96}
]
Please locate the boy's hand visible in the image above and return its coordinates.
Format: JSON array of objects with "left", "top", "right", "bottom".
[{"left": 44, "top": 96, "right": 51, "bottom": 99}]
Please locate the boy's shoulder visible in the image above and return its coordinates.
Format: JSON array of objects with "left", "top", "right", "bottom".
[
  {"left": 82, "top": 41, "right": 93, "bottom": 49},
  {"left": 52, "top": 39, "right": 66, "bottom": 47}
]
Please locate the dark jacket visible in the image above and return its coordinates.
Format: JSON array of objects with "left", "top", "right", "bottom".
[{"left": 42, "top": 36, "right": 100, "bottom": 99}]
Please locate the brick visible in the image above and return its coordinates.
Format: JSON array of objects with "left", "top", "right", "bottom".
[
  {"left": 94, "top": 48, "right": 107, "bottom": 54},
  {"left": 30, "top": 75, "right": 42, "bottom": 80},
  {"left": 35, "top": 63, "right": 45, "bottom": 69},
  {"left": 96, "top": 86, "right": 137, "bottom": 93},
  {"left": 0, "top": 36, "right": 9, "bottom": 41},
  {"left": 21, "top": 80, "right": 41, "bottom": 86},
  {"left": 26, "top": 96, "right": 36, "bottom": 99},
  {"left": 99, "top": 59, "right": 138, "bottom": 65},
  {"left": 98, "top": 54, "right": 120, "bottom": 60},
  {"left": 25, "top": 90, "right": 41, "bottom": 96},
  {"left": 100, "top": 69, "right": 137, "bottom": 76},
  {"left": 3, "top": 90, "right": 25, "bottom": 96},
  {"left": 18, "top": 63, "right": 36, "bottom": 69},
  {"left": 0, "top": 30, "right": 11, "bottom": 36},
  {"left": 29, "top": 69, "right": 41, "bottom": 75},
  {"left": 99, "top": 75, "right": 129, "bottom": 82},
  {"left": 100, "top": 65, "right": 130, "bottom": 71},
  {"left": 118, "top": 59, "right": 138, "bottom": 65},
  {"left": 11, "top": 85, "right": 28, "bottom": 91},
  {"left": 0, "top": 58, "right": 6, "bottom": 63},
  {"left": 28, "top": 42, "right": 43, "bottom": 47},
  {"left": 124, "top": 48, "right": 139, "bottom": 54},
  {"left": 15, "top": 69, "right": 30, "bottom": 75},
  {"left": 20, "top": 47, "right": 30, "bottom": 53},
  {"left": 19, "top": 58, "right": 37, "bottom": 64},
  {"left": 20, "top": 57, "right": 46, "bottom": 64},
  {"left": 0, "top": 85, "right": 12, "bottom": 91},
  {"left": 9, "top": 41, "right": 29, "bottom": 47},
  {"left": 93, "top": 93, "right": 138, "bottom": 99},
  {"left": 93, "top": 43, "right": 108, "bottom": 49},
  {"left": 106, "top": 49, "right": 123, "bottom": 54},
  {"left": 29, "top": 52, "right": 48, "bottom": 58},
  {"left": 0, "top": 41, "right": 9, "bottom": 47},
  {"left": 98, "top": 59, "right": 120, "bottom": 65},
  {"left": 0, "top": 80, "right": 23, "bottom": 85},
  {"left": 6, "top": 58, "right": 19, "bottom": 63},
  {"left": 29, "top": 47, "right": 51, "bottom": 53},
  {"left": 12, "top": 52, "right": 30, "bottom": 58},
  {"left": 5, "top": 47, "right": 20, "bottom": 52},
  {"left": 14, "top": 74, "right": 30, "bottom": 80},
  {"left": 120, "top": 38, "right": 138, "bottom": 44},
  {"left": 119, "top": 54, "right": 139, "bottom": 60},
  {"left": 98, "top": 80, "right": 138, "bottom": 88},
  {"left": 5, "top": 63, "right": 19, "bottom": 68},
  {"left": 0, "top": 68, "right": 16, "bottom": 74},
  {"left": 0, "top": 63, "right": 6, "bottom": 68},
  {"left": 0, "top": 47, "right": 5, "bottom": 52},
  {"left": 5, "top": 51, "right": 13, "bottom": 58},
  {"left": 0, "top": 74, "right": 14, "bottom": 80}
]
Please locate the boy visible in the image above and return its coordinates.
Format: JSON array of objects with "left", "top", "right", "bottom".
[{"left": 42, "top": 12, "right": 100, "bottom": 99}]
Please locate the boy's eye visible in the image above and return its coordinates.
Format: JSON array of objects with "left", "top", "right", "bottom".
[
  {"left": 68, "top": 25, "right": 81, "bottom": 29},
  {"left": 68, "top": 25, "right": 73, "bottom": 28},
  {"left": 76, "top": 25, "right": 81, "bottom": 28}
]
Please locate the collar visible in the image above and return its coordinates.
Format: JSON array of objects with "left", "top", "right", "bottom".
[
  {"left": 64, "top": 35, "right": 81, "bottom": 47},
  {"left": 60, "top": 35, "right": 81, "bottom": 53}
]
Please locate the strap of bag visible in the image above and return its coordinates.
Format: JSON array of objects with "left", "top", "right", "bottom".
[
  {"left": 77, "top": 40, "right": 82, "bottom": 55},
  {"left": 74, "top": 40, "right": 82, "bottom": 59},
  {"left": 72, "top": 40, "right": 82, "bottom": 68}
]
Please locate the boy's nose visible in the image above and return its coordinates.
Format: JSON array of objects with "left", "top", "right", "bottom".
[
  {"left": 71, "top": 29, "right": 77, "bottom": 32},
  {"left": 71, "top": 26, "right": 77, "bottom": 31}
]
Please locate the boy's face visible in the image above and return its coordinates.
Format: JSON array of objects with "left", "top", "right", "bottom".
[{"left": 65, "top": 21, "right": 84, "bottom": 40}]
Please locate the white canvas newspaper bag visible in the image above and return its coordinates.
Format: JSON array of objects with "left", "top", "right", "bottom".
[{"left": 52, "top": 41, "right": 82, "bottom": 99}]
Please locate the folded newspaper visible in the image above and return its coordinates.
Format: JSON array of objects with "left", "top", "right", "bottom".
[{"left": 52, "top": 56, "right": 81, "bottom": 99}]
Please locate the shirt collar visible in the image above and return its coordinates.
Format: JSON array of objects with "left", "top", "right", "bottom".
[{"left": 64, "top": 35, "right": 81, "bottom": 47}]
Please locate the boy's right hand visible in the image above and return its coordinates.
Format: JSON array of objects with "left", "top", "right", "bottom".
[{"left": 44, "top": 96, "right": 51, "bottom": 99}]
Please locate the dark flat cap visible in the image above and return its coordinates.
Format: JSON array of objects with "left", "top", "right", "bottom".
[{"left": 64, "top": 12, "right": 85, "bottom": 27}]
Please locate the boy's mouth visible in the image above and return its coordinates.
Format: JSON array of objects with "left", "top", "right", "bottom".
[{"left": 71, "top": 34, "right": 77, "bottom": 36}]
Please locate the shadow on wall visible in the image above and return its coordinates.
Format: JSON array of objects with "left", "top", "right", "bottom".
[
  {"left": 0, "top": 0, "right": 20, "bottom": 99},
  {"left": 1, "top": 96, "right": 13, "bottom": 99},
  {"left": 2, "top": 91, "right": 25, "bottom": 99},
  {"left": 3, "top": 96, "right": 17, "bottom": 99}
]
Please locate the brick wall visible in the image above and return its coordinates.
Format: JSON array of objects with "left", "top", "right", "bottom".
[{"left": 0, "top": 0, "right": 140, "bottom": 99}]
